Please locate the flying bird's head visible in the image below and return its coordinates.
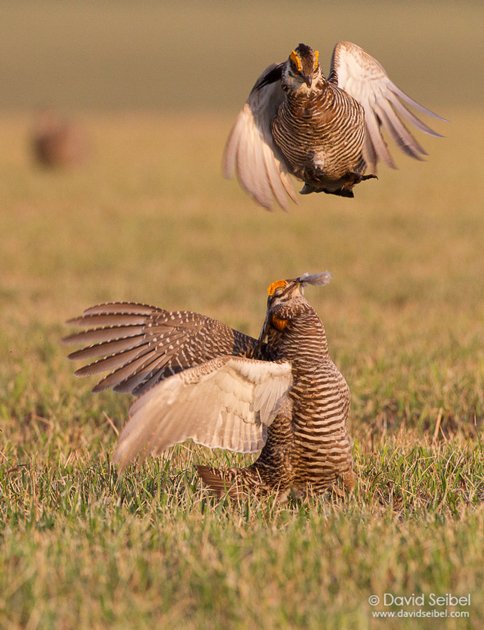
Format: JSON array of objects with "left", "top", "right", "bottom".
[{"left": 283, "top": 43, "right": 321, "bottom": 91}]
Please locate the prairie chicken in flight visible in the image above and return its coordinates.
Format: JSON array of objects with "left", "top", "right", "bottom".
[
  {"left": 64, "top": 272, "right": 355, "bottom": 498},
  {"left": 224, "top": 41, "right": 443, "bottom": 209}
]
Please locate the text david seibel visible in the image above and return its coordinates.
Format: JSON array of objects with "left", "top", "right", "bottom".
[{"left": 383, "top": 593, "right": 471, "bottom": 607}]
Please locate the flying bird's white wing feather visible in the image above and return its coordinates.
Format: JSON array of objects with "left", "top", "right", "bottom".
[
  {"left": 113, "top": 356, "right": 292, "bottom": 470},
  {"left": 223, "top": 63, "right": 297, "bottom": 211},
  {"left": 330, "top": 41, "right": 444, "bottom": 173}
]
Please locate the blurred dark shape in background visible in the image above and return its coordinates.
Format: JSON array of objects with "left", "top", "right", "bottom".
[{"left": 31, "top": 109, "right": 89, "bottom": 168}]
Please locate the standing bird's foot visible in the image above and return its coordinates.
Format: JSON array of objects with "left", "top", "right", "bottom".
[
  {"left": 329, "top": 471, "right": 357, "bottom": 498},
  {"left": 341, "top": 469, "right": 357, "bottom": 491}
]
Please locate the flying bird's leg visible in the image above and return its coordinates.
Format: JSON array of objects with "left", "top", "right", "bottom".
[
  {"left": 299, "top": 184, "right": 315, "bottom": 195},
  {"left": 301, "top": 169, "right": 378, "bottom": 198}
]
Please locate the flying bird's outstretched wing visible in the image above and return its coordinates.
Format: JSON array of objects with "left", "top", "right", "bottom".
[
  {"left": 223, "top": 63, "right": 297, "bottom": 211},
  {"left": 330, "top": 40, "right": 444, "bottom": 173},
  {"left": 113, "top": 356, "right": 292, "bottom": 470}
]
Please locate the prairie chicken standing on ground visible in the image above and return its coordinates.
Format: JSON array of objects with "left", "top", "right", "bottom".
[
  {"left": 64, "top": 272, "right": 355, "bottom": 498},
  {"left": 224, "top": 41, "right": 443, "bottom": 209}
]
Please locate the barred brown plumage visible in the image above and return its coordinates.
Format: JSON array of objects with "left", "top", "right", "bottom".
[
  {"left": 63, "top": 272, "right": 355, "bottom": 498},
  {"left": 224, "top": 41, "right": 444, "bottom": 209}
]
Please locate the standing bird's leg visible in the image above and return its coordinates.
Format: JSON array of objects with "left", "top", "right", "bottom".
[
  {"left": 249, "top": 397, "right": 295, "bottom": 488},
  {"left": 197, "top": 398, "right": 295, "bottom": 499}
]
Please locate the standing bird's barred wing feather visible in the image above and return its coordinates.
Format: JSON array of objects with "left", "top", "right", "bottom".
[
  {"left": 223, "top": 63, "right": 297, "bottom": 211},
  {"left": 113, "top": 357, "right": 292, "bottom": 470},
  {"left": 330, "top": 41, "right": 444, "bottom": 173},
  {"left": 63, "top": 302, "right": 260, "bottom": 396}
]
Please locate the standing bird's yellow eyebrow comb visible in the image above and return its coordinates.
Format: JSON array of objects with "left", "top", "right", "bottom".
[{"left": 267, "top": 279, "right": 288, "bottom": 296}]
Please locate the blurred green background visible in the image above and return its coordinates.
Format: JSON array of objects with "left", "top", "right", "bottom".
[{"left": 2, "top": 0, "right": 483, "bottom": 112}]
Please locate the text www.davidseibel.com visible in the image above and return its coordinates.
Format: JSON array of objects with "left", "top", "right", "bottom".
[{"left": 368, "top": 593, "right": 471, "bottom": 620}]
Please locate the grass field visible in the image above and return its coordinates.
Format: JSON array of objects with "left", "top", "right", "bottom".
[
  {"left": 0, "top": 1, "right": 483, "bottom": 628},
  {"left": 0, "top": 108, "right": 482, "bottom": 628}
]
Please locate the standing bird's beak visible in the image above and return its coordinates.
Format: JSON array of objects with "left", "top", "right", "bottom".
[{"left": 255, "top": 311, "right": 270, "bottom": 355}]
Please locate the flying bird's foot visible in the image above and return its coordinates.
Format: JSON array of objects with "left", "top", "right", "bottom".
[
  {"left": 333, "top": 188, "right": 354, "bottom": 198},
  {"left": 300, "top": 183, "right": 355, "bottom": 198},
  {"left": 347, "top": 171, "right": 378, "bottom": 184},
  {"left": 324, "top": 172, "right": 378, "bottom": 197},
  {"left": 299, "top": 183, "right": 315, "bottom": 195}
]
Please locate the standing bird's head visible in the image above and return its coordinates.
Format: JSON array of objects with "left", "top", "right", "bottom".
[
  {"left": 282, "top": 43, "right": 322, "bottom": 91},
  {"left": 266, "top": 271, "right": 331, "bottom": 310},
  {"left": 257, "top": 272, "right": 331, "bottom": 344}
]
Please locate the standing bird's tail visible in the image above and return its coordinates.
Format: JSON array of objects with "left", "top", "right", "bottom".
[
  {"left": 196, "top": 465, "right": 239, "bottom": 497},
  {"left": 196, "top": 465, "right": 289, "bottom": 499}
]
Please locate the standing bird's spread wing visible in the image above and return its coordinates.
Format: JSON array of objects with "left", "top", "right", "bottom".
[
  {"left": 113, "top": 356, "right": 292, "bottom": 470},
  {"left": 330, "top": 40, "right": 444, "bottom": 173},
  {"left": 63, "top": 302, "right": 260, "bottom": 397},
  {"left": 223, "top": 63, "right": 297, "bottom": 211}
]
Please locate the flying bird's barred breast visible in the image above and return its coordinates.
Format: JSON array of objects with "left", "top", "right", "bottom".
[{"left": 273, "top": 80, "right": 366, "bottom": 184}]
